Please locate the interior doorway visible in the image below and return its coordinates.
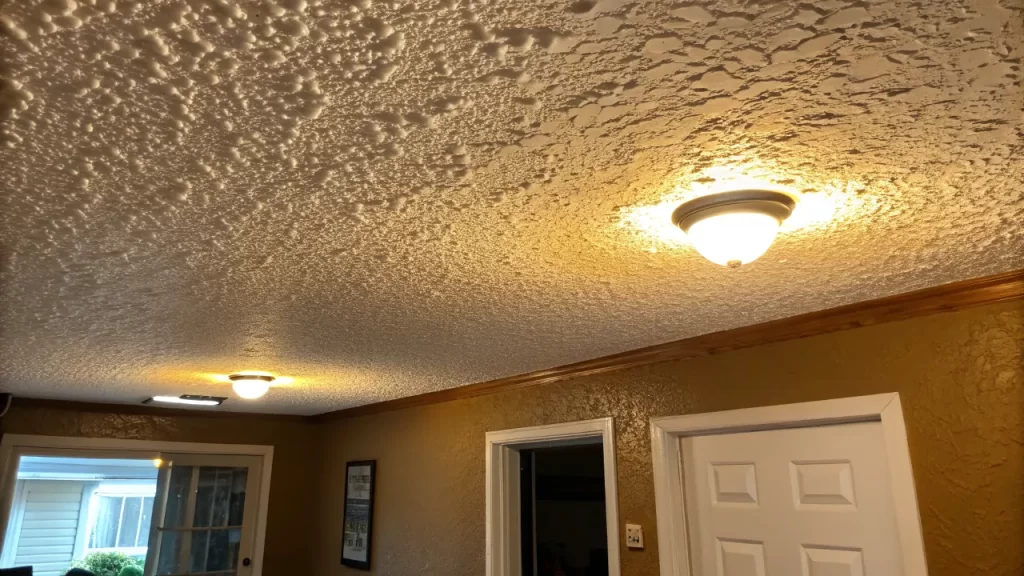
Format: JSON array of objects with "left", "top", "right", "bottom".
[
  {"left": 519, "top": 443, "right": 608, "bottom": 576},
  {"left": 0, "top": 435, "right": 273, "bottom": 576},
  {"left": 485, "top": 418, "right": 620, "bottom": 576}
]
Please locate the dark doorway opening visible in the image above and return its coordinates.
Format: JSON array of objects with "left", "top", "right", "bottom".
[{"left": 520, "top": 443, "right": 608, "bottom": 576}]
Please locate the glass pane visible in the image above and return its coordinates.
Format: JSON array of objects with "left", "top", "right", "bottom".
[
  {"left": 211, "top": 470, "right": 231, "bottom": 527},
  {"left": 214, "top": 528, "right": 242, "bottom": 571},
  {"left": 189, "top": 528, "right": 241, "bottom": 572},
  {"left": 194, "top": 468, "right": 215, "bottom": 528},
  {"left": 164, "top": 465, "right": 194, "bottom": 529},
  {"left": 91, "top": 496, "right": 124, "bottom": 548},
  {"left": 157, "top": 530, "right": 184, "bottom": 575},
  {"left": 189, "top": 529, "right": 211, "bottom": 573},
  {"left": 118, "top": 497, "right": 143, "bottom": 548},
  {"left": 138, "top": 496, "right": 155, "bottom": 547},
  {"left": 195, "top": 467, "right": 246, "bottom": 528},
  {"left": 228, "top": 468, "right": 248, "bottom": 526}
]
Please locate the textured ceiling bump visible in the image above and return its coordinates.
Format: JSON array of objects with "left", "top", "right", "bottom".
[{"left": 1, "top": 0, "right": 1022, "bottom": 414}]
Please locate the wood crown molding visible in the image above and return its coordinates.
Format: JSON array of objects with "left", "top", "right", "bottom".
[{"left": 313, "top": 269, "right": 1024, "bottom": 422}]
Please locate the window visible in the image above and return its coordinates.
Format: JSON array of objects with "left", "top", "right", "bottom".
[{"left": 86, "top": 483, "right": 157, "bottom": 557}]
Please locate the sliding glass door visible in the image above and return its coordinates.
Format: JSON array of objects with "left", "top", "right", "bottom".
[{"left": 144, "top": 454, "right": 262, "bottom": 576}]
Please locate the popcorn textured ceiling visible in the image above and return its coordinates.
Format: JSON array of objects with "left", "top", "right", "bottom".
[{"left": 1, "top": 0, "right": 1021, "bottom": 414}]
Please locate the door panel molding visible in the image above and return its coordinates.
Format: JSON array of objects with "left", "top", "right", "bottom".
[
  {"left": 485, "top": 417, "right": 620, "bottom": 576},
  {"left": 649, "top": 393, "right": 927, "bottom": 576},
  {"left": 0, "top": 435, "right": 273, "bottom": 576}
]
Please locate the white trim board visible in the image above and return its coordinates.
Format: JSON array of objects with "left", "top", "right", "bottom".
[
  {"left": 485, "top": 417, "right": 621, "bottom": 576},
  {"left": 0, "top": 434, "right": 274, "bottom": 576},
  {"left": 0, "top": 480, "right": 25, "bottom": 568},
  {"left": 72, "top": 480, "right": 100, "bottom": 561},
  {"left": 649, "top": 393, "right": 928, "bottom": 576}
]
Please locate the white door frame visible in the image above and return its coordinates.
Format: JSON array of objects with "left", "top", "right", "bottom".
[
  {"left": 485, "top": 417, "right": 621, "bottom": 576},
  {"left": 0, "top": 434, "right": 274, "bottom": 576},
  {"left": 650, "top": 393, "right": 928, "bottom": 576}
]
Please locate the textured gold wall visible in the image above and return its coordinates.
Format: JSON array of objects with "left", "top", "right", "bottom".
[
  {"left": 312, "top": 300, "right": 1024, "bottom": 576},
  {"left": 0, "top": 405, "right": 319, "bottom": 575}
]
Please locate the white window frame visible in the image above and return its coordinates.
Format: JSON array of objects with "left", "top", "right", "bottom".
[
  {"left": 485, "top": 417, "right": 621, "bottom": 576},
  {"left": 649, "top": 393, "right": 928, "bottom": 576},
  {"left": 0, "top": 435, "right": 274, "bottom": 576},
  {"left": 85, "top": 481, "right": 158, "bottom": 558},
  {"left": 75, "top": 481, "right": 101, "bottom": 560}
]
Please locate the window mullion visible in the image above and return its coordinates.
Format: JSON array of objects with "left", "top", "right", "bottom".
[
  {"left": 114, "top": 496, "right": 126, "bottom": 548},
  {"left": 178, "top": 467, "right": 201, "bottom": 572},
  {"left": 134, "top": 497, "right": 144, "bottom": 547}
]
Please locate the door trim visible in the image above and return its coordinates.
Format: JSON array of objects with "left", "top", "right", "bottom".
[
  {"left": 649, "top": 393, "right": 927, "bottom": 576},
  {"left": 485, "top": 417, "right": 620, "bottom": 576},
  {"left": 0, "top": 434, "right": 274, "bottom": 576}
]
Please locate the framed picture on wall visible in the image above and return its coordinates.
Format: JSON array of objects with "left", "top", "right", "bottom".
[{"left": 341, "top": 460, "right": 376, "bottom": 570}]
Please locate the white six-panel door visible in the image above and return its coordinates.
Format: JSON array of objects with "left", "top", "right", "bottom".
[{"left": 681, "top": 421, "right": 901, "bottom": 576}]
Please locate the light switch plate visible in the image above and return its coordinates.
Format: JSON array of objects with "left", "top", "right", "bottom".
[{"left": 626, "top": 523, "right": 643, "bottom": 549}]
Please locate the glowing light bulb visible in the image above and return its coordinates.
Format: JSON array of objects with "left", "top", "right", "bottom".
[
  {"left": 229, "top": 374, "right": 274, "bottom": 399},
  {"left": 671, "top": 190, "right": 795, "bottom": 267},
  {"left": 685, "top": 211, "right": 782, "bottom": 267}
]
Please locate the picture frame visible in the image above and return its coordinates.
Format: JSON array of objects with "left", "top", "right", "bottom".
[{"left": 340, "top": 460, "right": 376, "bottom": 570}]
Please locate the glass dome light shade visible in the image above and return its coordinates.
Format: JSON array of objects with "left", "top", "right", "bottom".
[{"left": 671, "top": 190, "right": 796, "bottom": 268}]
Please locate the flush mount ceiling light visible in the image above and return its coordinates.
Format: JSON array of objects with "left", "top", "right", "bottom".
[
  {"left": 671, "top": 190, "right": 796, "bottom": 268},
  {"left": 229, "top": 373, "right": 275, "bottom": 399}
]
